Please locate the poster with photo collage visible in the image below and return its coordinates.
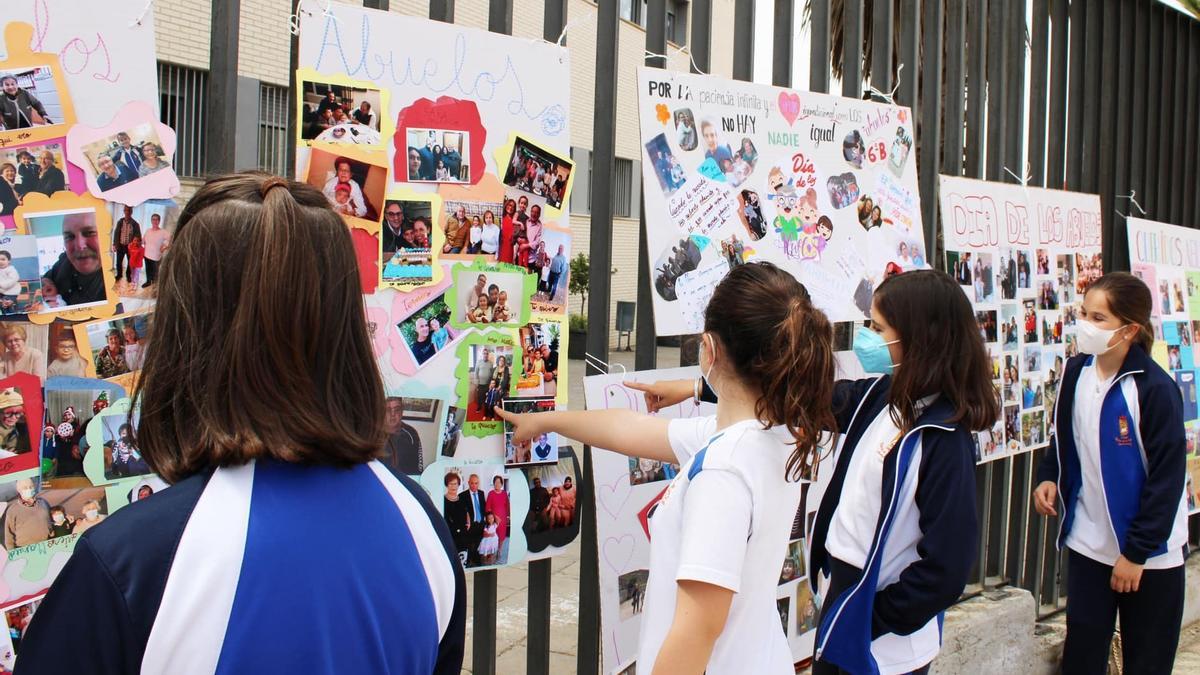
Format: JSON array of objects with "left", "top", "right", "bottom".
[
  {"left": 297, "top": 5, "right": 579, "bottom": 572},
  {"left": 636, "top": 68, "right": 929, "bottom": 335},
  {"left": 938, "top": 176, "right": 1103, "bottom": 463},
  {"left": 1126, "top": 217, "right": 1200, "bottom": 514},
  {"left": 0, "top": 1, "right": 179, "bottom": 649}
]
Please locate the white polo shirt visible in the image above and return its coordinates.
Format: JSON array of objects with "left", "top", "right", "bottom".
[{"left": 636, "top": 416, "right": 802, "bottom": 675}]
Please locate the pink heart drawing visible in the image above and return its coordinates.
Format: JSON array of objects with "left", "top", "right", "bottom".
[
  {"left": 779, "top": 91, "right": 802, "bottom": 126},
  {"left": 597, "top": 472, "right": 633, "bottom": 519},
  {"left": 602, "top": 534, "right": 637, "bottom": 575}
]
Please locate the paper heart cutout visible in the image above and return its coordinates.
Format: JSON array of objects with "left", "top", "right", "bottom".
[
  {"left": 779, "top": 91, "right": 802, "bottom": 126},
  {"left": 601, "top": 534, "right": 637, "bottom": 575},
  {"left": 596, "top": 472, "right": 633, "bottom": 519}
]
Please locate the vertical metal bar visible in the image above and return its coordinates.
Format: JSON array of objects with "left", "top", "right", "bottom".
[
  {"left": 974, "top": 463, "right": 992, "bottom": 586},
  {"left": 489, "top": 0, "right": 513, "bottom": 34},
  {"left": 1170, "top": 13, "right": 1188, "bottom": 225},
  {"left": 984, "top": 0, "right": 1007, "bottom": 182},
  {"left": 646, "top": 0, "right": 667, "bottom": 68},
  {"left": 1080, "top": 0, "right": 1102, "bottom": 195},
  {"left": 286, "top": 0, "right": 301, "bottom": 178},
  {"left": 527, "top": 558, "right": 552, "bottom": 675},
  {"left": 809, "top": 0, "right": 831, "bottom": 93},
  {"left": 1046, "top": 0, "right": 1068, "bottom": 189},
  {"left": 579, "top": 4, "right": 619, "bottom": 674},
  {"left": 1156, "top": 10, "right": 1175, "bottom": 221},
  {"left": 690, "top": 0, "right": 712, "bottom": 73},
  {"left": 773, "top": 0, "right": 795, "bottom": 87},
  {"left": 1109, "top": 0, "right": 1134, "bottom": 267},
  {"left": 733, "top": 0, "right": 755, "bottom": 81},
  {"left": 472, "top": 571, "right": 498, "bottom": 675},
  {"left": 1065, "top": 0, "right": 1085, "bottom": 191},
  {"left": 965, "top": 0, "right": 987, "bottom": 178},
  {"left": 871, "top": 0, "right": 895, "bottom": 96},
  {"left": 544, "top": 0, "right": 568, "bottom": 43},
  {"left": 1186, "top": 24, "right": 1200, "bottom": 226},
  {"left": 636, "top": 0, "right": 667, "bottom": 374},
  {"left": 1143, "top": 5, "right": 1163, "bottom": 215},
  {"left": 943, "top": 0, "right": 966, "bottom": 176},
  {"left": 206, "top": 0, "right": 240, "bottom": 174},
  {"left": 1096, "top": 0, "right": 1118, "bottom": 270},
  {"left": 363, "top": 0, "right": 389, "bottom": 9},
  {"left": 919, "top": 0, "right": 943, "bottom": 258},
  {"left": 1004, "top": 0, "right": 1026, "bottom": 178},
  {"left": 429, "top": 0, "right": 455, "bottom": 22},
  {"left": 1129, "top": 0, "right": 1150, "bottom": 210},
  {"left": 843, "top": 0, "right": 865, "bottom": 98},
  {"left": 1028, "top": 0, "right": 1049, "bottom": 185},
  {"left": 897, "top": 0, "right": 920, "bottom": 110}
]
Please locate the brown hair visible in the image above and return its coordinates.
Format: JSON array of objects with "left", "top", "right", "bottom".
[
  {"left": 1085, "top": 272, "right": 1154, "bottom": 351},
  {"left": 133, "top": 172, "right": 384, "bottom": 483},
  {"left": 703, "top": 262, "right": 837, "bottom": 481},
  {"left": 873, "top": 269, "right": 1000, "bottom": 432}
]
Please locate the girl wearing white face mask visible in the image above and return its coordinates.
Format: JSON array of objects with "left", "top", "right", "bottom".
[
  {"left": 1033, "top": 272, "right": 1187, "bottom": 675},
  {"left": 632, "top": 269, "right": 998, "bottom": 675},
  {"left": 498, "top": 262, "right": 837, "bottom": 675}
]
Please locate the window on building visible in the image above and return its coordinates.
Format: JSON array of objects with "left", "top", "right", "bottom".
[
  {"left": 613, "top": 158, "right": 633, "bottom": 218},
  {"left": 157, "top": 63, "right": 208, "bottom": 178},
  {"left": 258, "top": 83, "right": 290, "bottom": 177},
  {"left": 620, "top": 0, "right": 647, "bottom": 26},
  {"left": 667, "top": 1, "right": 688, "bottom": 46}
]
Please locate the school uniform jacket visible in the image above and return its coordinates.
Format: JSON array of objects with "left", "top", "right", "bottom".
[
  {"left": 15, "top": 459, "right": 466, "bottom": 675},
  {"left": 810, "top": 377, "right": 977, "bottom": 675},
  {"left": 1036, "top": 345, "right": 1189, "bottom": 566}
]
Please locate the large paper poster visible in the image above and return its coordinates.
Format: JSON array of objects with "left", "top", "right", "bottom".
[
  {"left": 636, "top": 69, "right": 927, "bottom": 335},
  {"left": 938, "top": 176, "right": 1103, "bottom": 462},
  {"left": 585, "top": 367, "right": 825, "bottom": 673},
  {"left": 298, "top": 6, "right": 579, "bottom": 569},
  {"left": 1126, "top": 217, "right": 1200, "bottom": 514}
]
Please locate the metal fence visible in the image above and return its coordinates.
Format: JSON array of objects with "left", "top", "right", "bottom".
[{"left": 173, "top": 1, "right": 1200, "bottom": 672}]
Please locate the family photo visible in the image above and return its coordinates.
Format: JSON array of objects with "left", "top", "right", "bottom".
[
  {"left": 652, "top": 237, "right": 702, "bottom": 302},
  {"left": 674, "top": 108, "right": 697, "bottom": 151},
  {"left": 380, "top": 396, "right": 441, "bottom": 475},
  {"left": 526, "top": 228, "right": 570, "bottom": 312},
  {"left": 305, "top": 150, "right": 387, "bottom": 223},
  {"left": 826, "top": 172, "right": 862, "bottom": 210},
  {"left": 406, "top": 129, "right": 470, "bottom": 183},
  {"left": 617, "top": 569, "right": 649, "bottom": 620},
  {"left": 501, "top": 137, "right": 572, "bottom": 209},
  {"left": 628, "top": 457, "right": 678, "bottom": 486},
  {"left": 41, "top": 385, "right": 119, "bottom": 480},
  {"left": 396, "top": 293, "right": 459, "bottom": 367},
  {"left": 502, "top": 396, "right": 558, "bottom": 466},
  {"left": 380, "top": 199, "right": 434, "bottom": 286},
  {"left": 515, "top": 322, "right": 561, "bottom": 399},
  {"left": 27, "top": 208, "right": 109, "bottom": 313},
  {"left": 442, "top": 466, "right": 510, "bottom": 569},
  {"left": 80, "top": 124, "right": 172, "bottom": 193},
  {"left": 645, "top": 133, "right": 686, "bottom": 196},
  {"left": 454, "top": 268, "right": 525, "bottom": 326},
  {"left": 466, "top": 343, "right": 514, "bottom": 423},
  {"left": 0, "top": 142, "right": 72, "bottom": 218},
  {"left": 0, "top": 66, "right": 63, "bottom": 132},
  {"left": 736, "top": 189, "right": 767, "bottom": 240},
  {"left": 300, "top": 80, "right": 383, "bottom": 145},
  {"left": 80, "top": 312, "right": 152, "bottom": 380},
  {"left": 522, "top": 455, "right": 578, "bottom": 544},
  {"left": 107, "top": 201, "right": 176, "bottom": 295},
  {"left": 0, "top": 480, "right": 108, "bottom": 551},
  {"left": 440, "top": 200, "right": 504, "bottom": 258}
]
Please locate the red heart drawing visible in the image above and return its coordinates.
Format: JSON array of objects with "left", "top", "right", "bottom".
[{"left": 779, "top": 91, "right": 802, "bottom": 126}]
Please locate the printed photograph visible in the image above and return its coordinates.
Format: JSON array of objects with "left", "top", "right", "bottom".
[
  {"left": 618, "top": 569, "right": 650, "bottom": 620},
  {"left": 305, "top": 149, "right": 387, "bottom": 223},
  {"left": 502, "top": 396, "right": 558, "bottom": 466},
  {"left": 1038, "top": 279, "right": 1059, "bottom": 310},
  {"left": 300, "top": 79, "right": 383, "bottom": 143},
  {"left": 1021, "top": 410, "right": 1046, "bottom": 447},
  {"left": 453, "top": 267, "right": 526, "bottom": 326},
  {"left": 97, "top": 408, "right": 148, "bottom": 480},
  {"left": 628, "top": 457, "right": 680, "bottom": 486},
  {"left": 795, "top": 584, "right": 818, "bottom": 634},
  {"left": 0, "top": 235, "right": 41, "bottom": 315},
  {"left": 1, "top": 479, "right": 107, "bottom": 550},
  {"left": 826, "top": 172, "right": 861, "bottom": 210},
  {"left": 4, "top": 598, "right": 40, "bottom": 657},
  {"left": 673, "top": 108, "right": 698, "bottom": 151},
  {"left": 466, "top": 342, "right": 515, "bottom": 423},
  {"left": 1000, "top": 304, "right": 1019, "bottom": 350},
  {"left": 975, "top": 310, "right": 998, "bottom": 344},
  {"left": 843, "top": 129, "right": 866, "bottom": 168},
  {"left": 653, "top": 237, "right": 702, "bottom": 302},
  {"left": 1022, "top": 299, "right": 1040, "bottom": 344},
  {"left": 440, "top": 405, "right": 465, "bottom": 458},
  {"left": 380, "top": 199, "right": 434, "bottom": 286},
  {"left": 406, "top": 128, "right": 470, "bottom": 183},
  {"left": 645, "top": 133, "right": 686, "bottom": 197},
  {"left": 0, "top": 141, "right": 71, "bottom": 217},
  {"left": 790, "top": 484, "right": 810, "bottom": 540},
  {"left": 889, "top": 125, "right": 913, "bottom": 175},
  {"left": 106, "top": 200, "right": 178, "bottom": 296},
  {"left": 380, "top": 396, "right": 442, "bottom": 476},
  {"left": 777, "top": 597, "right": 790, "bottom": 635},
  {"left": 80, "top": 124, "right": 171, "bottom": 192},
  {"left": 396, "top": 293, "right": 460, "bottom": 368},
  {"left": 736, "top": 189, "right": 767, "bottom": 240},
  {"left": 0, "top": 66, "right": 64, "bottom": 132},
  {"left": 516, "top": 322, "right": 561, "bottom": 398},
  {"left": 26, "top": 208, "right": 108, "bottom": 313},
  {"left": 1020, "top": 374, "right": 1044, "bottom": 411},
  {"left": 43, "top": 387, "right": 118, "bottom": 478},
  {"left": 526, "top": 228, "right": 571, "bottom": 312},
  {"left": 1004, "top": 404, "right": 1021, "bottom": 446},
  {"left": 442, "top": 465, "right": 509, "bottom": 569},
  {"left": 997, "top": 249, "right": 1018, "bottom": 300},
  {"left": 972, "top": 251, "right": 995, "bottom": 303},
  {"left": 45, "top": 322, "right": 85, "bottom": 378},
  {"left": 79, "top": 312, "right": 152, "bottom": 379},
  {"left": 778, "top": 539, "right": 806, "bottom": 585},
  {"left": 856, "top": 194, "right": 885, "bottom": 230},
  {"left": 1075, "top": 252, "right": 1102, "bottom": 295},
  {"left": 501, "top": 137, "right": 572, "bottom": 209},
  {"left": 0, "top": 385, "right": 35, "bottom": 477},
  {"left": 523, "top": 456, "right": 577, "bottom": 536},
  {"left": 440, "top": 199, "right": 504, "bottom": 259},
  {"left": 1015, "top": 250, "right": 1032, "bottom": 290}
]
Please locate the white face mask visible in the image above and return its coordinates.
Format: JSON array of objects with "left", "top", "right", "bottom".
[
  {"left": 85, "top": 509, "right": 98, "bottom": 520},
  {"left": 1077, "top": 320, "right": 1129, "bottom": 356},
  {"left": 52, "top": 514, "right": 64, "bottom": 524},
  {"left": 18, "top": 488, "right": 33, "bottom": 500}
]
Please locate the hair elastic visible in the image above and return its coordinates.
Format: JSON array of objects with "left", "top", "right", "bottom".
[{"left": 260, "top": 176, "right": 290, "bottom": 198}]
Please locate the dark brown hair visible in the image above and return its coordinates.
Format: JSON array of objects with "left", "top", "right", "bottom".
[
  {"left": 133, "top": 172, "right": 384, "bottom": 483},
  {"left": 873, "top": 269, "right": 1000, "bottom": 432},
  {"left": 1085, "top": 272, "right": 1154, "bottom": 351},
  {"left": 704, "top": 262, "right": 837, "bottom": 481}
]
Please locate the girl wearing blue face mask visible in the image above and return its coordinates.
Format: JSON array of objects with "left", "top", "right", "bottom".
[
  {"left": 1033, "top": 273, "right": 1187, "bottom": 675},
  {"left": 498, "top": 262, "right": 837, "bottom": 674},
  {"left": 633, "top": 269, "right": 998, "bottom": 675}
]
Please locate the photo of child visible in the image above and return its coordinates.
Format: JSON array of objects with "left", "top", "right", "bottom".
[{"left": 502, "top": 396, "right": 557, "bottom": 466}]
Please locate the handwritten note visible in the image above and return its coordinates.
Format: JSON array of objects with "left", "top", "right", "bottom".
[
  {"left": 874, "top": 171, "right": 917, "bottom": 234},
  {"left": 674, "top": 261, "right": 729, "bottom": 332},
  {"left": 667, "top": 176, "right": 736, "bottom": 238}
]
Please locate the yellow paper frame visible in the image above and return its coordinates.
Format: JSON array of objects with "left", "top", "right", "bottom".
[
  {"left": 379, "top": 188, "right": 445, "bottom": 291},
  {"left": 0, "top": 23, "right": 80, "bottom": 148}
]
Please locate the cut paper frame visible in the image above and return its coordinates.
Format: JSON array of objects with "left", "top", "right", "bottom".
[
  {"left": 527, "top": 220, "right": 572, "bottom": 316},
  {"left": 105, "top": 474, "right": 169, "bottom": 515},
  {"left": 0, "top": 137, "right": 88, "bottom": 232},
  {"left": 65, "top": 101, "right": 181, "bottom": 206},
  {"left": 71, "top": 309, "right": 153, "bottom": 389},
  {"left": 294, "top": 68, "right": 394, "bottom": 153},
  {"left": 378, "top": 271, "right": 462, "bottom": 377},
  {"left": 0, "top": 372, "right": 44, "bottom": 484},
  {"left": 493, "top": 132, "right": 575, "bottom": 220},
  {"left": 82, "top": 396, "right": 144, "bottom": 488},
  {"left": 379, "top": 188, "right": 445, "bottom": 291},
  {"left": 394, "top": 96, "right": 488, "bottom": 186},
  {"left": 444, "top": 259, "right": 536, "bottom": 331},
  {"left": 383, "top": 381, "right": 454, "bottom": 472},
  {"left": 453, "top": 330, "right": 520, "bottom": 439},
  {"left": 303, "top": 141, "right": 391, "bottom": 234},
  {"left": 352, "top": 228, "right": 381, "bottom": 294},
  {"left": 417, "top": 460, "right": 531, "bottom": 573},
  {"left": 436, "top": 173, "right": 506, "bottom": 263},
  {"left": 0, "top": 23, "right": 79, "bottom": 149},
  {"left": 12, "top": 191, "right": 120, "bottom": 323}
]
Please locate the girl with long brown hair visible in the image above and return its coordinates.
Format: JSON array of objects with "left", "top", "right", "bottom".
[
  {"left": 1033, "top": 272, "right": 1187, "bottom": 674},
  {"left": 634, "top": 269, "right": 999, "bottom": 674},
  {"left": 498, "top": 262, "right": 837, "bottom": 674}
]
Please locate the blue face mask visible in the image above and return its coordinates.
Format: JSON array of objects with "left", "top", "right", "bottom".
[{"left": 853, "top": 326, "right": 899, "bottom": 374}]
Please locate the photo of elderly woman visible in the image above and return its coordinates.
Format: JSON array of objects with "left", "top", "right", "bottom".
[
  {"left": 406, "top": 129, "right": 470, "bottom": 184},
  {"left": 0, "top": 67, "right": 62, "bottom": 131},
  {"left": 80, "top": 312, "right": 152, "bottom": 380},
  {"left": 81, "top": 124, "right": 173, "bottom": 193},
  {"left": 299, "top": 80, "right": 383, "bottom": 145}
]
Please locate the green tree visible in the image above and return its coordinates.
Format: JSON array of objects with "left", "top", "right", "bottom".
[{"left": 569, "top": 253, "right": 590, "bottom": 314}]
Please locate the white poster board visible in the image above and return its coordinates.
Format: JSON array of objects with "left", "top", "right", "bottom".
[
  {"left": 636, "top": 68, "right": 927, "bottom": 335},
  {"left": 938, "top": 175, "right": 1103, "bottom": 462}
]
